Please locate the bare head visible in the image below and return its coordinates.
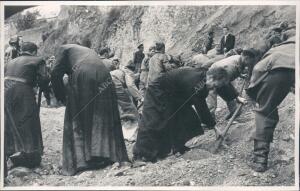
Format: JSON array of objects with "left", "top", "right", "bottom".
[
  {"left": 112, "top": 58, "right": 120, "bottom": 70},
  {"left": 208, "top": 30, "right": 214, "bottom": 38},
  {"left": 99, "top": 47, "right": 110, "bottom": 58},
  {"left": 223, "top": 26, "right": 229, "bottom": 36},
  {"left": 148, "top": 45, "right": 156, "bottom": 57},
  {"left": 155, "top": 42, "right": 165, "bottom": 53},
  {"left": 206, "top": 67, "right": 230, "bottom": 90},
  {"left": 241, "top": 49, "right": 256, "bottom": 68}
]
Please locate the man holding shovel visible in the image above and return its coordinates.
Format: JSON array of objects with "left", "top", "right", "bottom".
[
  {"left": 246, "top": 36, "right": 295, "bottom": 172},
  {"left": 206, "top": 49, "right": 257, "bottom": 120}
]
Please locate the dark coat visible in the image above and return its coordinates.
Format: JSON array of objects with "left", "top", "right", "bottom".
[
  {"left": 220, "top": 33, "right": 235, "bottom": 53},
  {"left": 246, "top": 37, "right": 295, "bottom": 99},
  {"left": 133, "top": 50, "right": 145, "bottom": 74},
  {"left": 133, "top": 67, "right": 215, "bottom": 161},
  {"left": 5, "top": 53, "right": 48, "bottom": 166},
  {"left": 51, "top": 44, "right": 129, "bottom": 175}
]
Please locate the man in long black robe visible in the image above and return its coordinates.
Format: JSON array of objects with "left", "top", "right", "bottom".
[
  {"left": 5, "top": 42, "right": 48, "bottom": 170},
  {"left": 133, "top": 67, "right": 216, "bottom": 162},
  {"left": 51, "top": 44, "right": 129, "bottom": 176}
]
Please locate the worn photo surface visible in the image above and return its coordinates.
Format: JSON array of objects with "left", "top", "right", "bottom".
[{"left": 1, "top": 1, "right": 298, "bottom": 189}]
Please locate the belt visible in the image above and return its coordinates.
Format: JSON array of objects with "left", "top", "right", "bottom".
[{"left": 5, "top": 76, "right": 28, "bottom": 84}]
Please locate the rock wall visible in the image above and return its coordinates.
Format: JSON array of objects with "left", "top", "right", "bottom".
[{"left": 6, "top": 5, "right": 296, "bottom": 65}]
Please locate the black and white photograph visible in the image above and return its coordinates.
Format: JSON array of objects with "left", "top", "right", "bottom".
[{"left": 1, "top": 1, "right": 299, "bottom": 190}]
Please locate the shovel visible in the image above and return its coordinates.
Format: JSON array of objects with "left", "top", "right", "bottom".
[
  {"left": 211, "top": 103, "right": 243, "bottom": 153},
  {"left": 211, "top": 79, "right": 247, "bottom": 153}
]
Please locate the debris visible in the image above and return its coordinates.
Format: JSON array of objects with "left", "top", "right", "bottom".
[
  {"left": 132, "top": 161, "right": 146, "bottom": 168},
  {"left": 111, "top": 162, "right": 120, "bottom": 170},
  {"left": 114, "top": 171, "right": 125, "bottom": 177},
  {"left": 218, "top": 170, "right": 224, "bottom": 174},
  {"left": 282, "top": 134, "right": 290, "bottom": 141},
  {"left": 238, "top": 172, "right": 247, "bottom": 176},
  {"left": 9, "top": 167, "right": 32, "bottom": 177},
  {"left": 182, "top": 180, "right": 190, "bottom": 186}
]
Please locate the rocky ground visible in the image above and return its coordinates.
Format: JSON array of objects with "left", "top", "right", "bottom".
[{"left": 4, "top": 92, "right": 295, "bottom": 187}]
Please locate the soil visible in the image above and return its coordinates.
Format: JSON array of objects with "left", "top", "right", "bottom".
[{"left": 5, "top": 93, "right": 295, "bottom": 187}]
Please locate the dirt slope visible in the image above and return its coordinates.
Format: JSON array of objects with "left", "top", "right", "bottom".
[{"left": 5, "top": 92, "right": 295, "bottom": 187}]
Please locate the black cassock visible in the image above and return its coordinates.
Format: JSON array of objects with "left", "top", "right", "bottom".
[
  {"left": 51, "top": 44, "right": 128, "bottom": 176},
  {"left": 5, "top": 53, "right": 47, "bottom": 168},
  {"left": 133, "top": 67, "right": 215, "bottom": 161}
]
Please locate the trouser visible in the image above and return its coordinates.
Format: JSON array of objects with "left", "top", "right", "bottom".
[
  {"left": 115, "top": 84, "right": 139, "bottom": 120},
  {"left": 252, "top": 68, "right": 294, "bottom": 142},
  {"left": 206, "top": 81, "right": 239, "bottom": 117}
]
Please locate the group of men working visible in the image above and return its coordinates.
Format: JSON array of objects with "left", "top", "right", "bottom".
[{"left": 4, "top": 21, "right": 295, "bottom": 178}]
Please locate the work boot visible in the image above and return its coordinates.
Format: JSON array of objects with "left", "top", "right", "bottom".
[
  {"left": 248, "top": 140, "right": 270, "bottom": 172},
  {"left": 225, "top": 100, "right": 241, "bottom": 120}
]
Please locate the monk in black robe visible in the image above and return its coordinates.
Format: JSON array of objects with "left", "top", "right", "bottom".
[
  {"left": 5, "top": 42, "right": 48, "bottom": 170},
  {"left": 51, "top": 44, "right": 129, "bottom": 176},
  {"left": 133, "top": 67, "right": 216, "bottom": 162}
]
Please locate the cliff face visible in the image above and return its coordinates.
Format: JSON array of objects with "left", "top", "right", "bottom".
[{"left": 6, "top": 5, "right": 295, "bottom": 64}]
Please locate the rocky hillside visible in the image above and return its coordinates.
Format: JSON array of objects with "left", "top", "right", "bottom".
[
  {"left": 4, "top": 5, "right": 296, "bottom": 188},
  {"left": 5, "top": 5, "right": 296, "bottom": 64}
]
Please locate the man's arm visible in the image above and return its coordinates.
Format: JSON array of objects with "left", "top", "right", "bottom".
[
  {"left": 124, "top": 71, "right": 143, "bottom": 101},
  {"left": 231, "top": 35, "right": 235, "bottom": 50},
  {"left": 216, "top": 83, "right": 239, "bottom": 102},
  {"left": 37, "top": 60, "right": 51, "bottom": 104}
]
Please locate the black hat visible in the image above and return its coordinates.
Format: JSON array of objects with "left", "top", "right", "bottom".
[
  {"left": 137, "top": 43, "right": 144, "bottom": 48},
  {"left": 155, "top": 42, "right": 165, "bottom": 52}
]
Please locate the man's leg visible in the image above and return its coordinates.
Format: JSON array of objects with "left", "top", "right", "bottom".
[
  {"left": 250, "top": 69, "right": 294, "bottom": 172},
  {"left": 217, "top": 82, "right": 240, "bottom": 120}
]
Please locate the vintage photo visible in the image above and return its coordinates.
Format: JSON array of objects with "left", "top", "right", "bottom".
[{"left": 1, "top": 1, "right": 298, "bottom": 189}]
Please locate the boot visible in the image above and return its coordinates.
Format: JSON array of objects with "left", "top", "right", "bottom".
[
  {"left": 249, "top": 140, "right": 270, "bottom": 172},
  {"left": 225, "top": 100, "right": 241, "bottom": 120}
]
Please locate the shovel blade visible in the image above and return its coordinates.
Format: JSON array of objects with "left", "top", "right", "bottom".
[{"left": 211, "top": 136, "right": 224, "bottom": 154}]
